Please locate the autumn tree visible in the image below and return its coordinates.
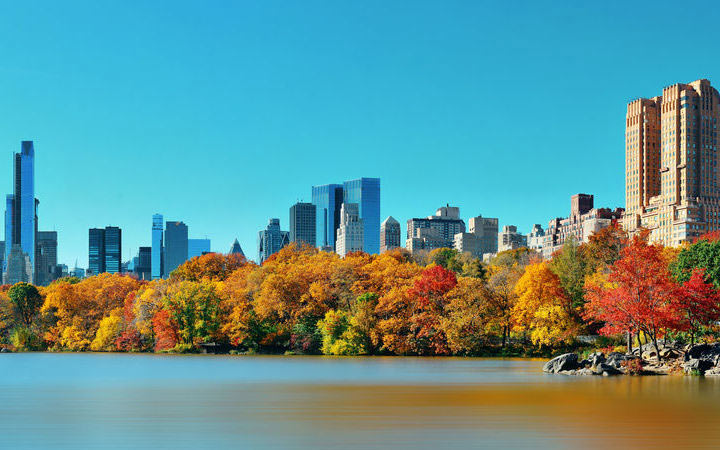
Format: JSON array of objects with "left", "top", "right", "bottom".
[
  {"left": 485, "top": 263, "right": 522, "bottom": 347},
  {"left": 512, "top": 262, "right": 577, "bottom": 347},
  {"left": 441, "top": 277, "right": 491, "bottom": 355},
  {"left": 548, "top": 237, "right": 587, "bottom": 314},
  {"left": 161, "top": 281, "right": 222, "bottom": 347},
  {"left": 584, "top": 236, "right": 682, "bottom": 359},
  {"left": 678, "top": 269, "right": 720, "bottom": 344},
  {"left": 8, "top": 282, "right": 42, "bottom": 327},
  {"left": 671, "top": 238, "right": 720, "bottom": 287},
  {"left": 170, "top": 252, "right": 247, "bottom": 282},
  {"left": 583, "top": 222, "right": 628, "bottom": 272}
]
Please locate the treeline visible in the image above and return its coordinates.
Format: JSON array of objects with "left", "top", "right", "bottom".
[{"left": 2, "top": 224, "right": 720, "bottom": 357}]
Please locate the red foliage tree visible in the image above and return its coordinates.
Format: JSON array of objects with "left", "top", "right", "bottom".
[
  {"left": 679, "top": 269, "right": 720, "bottom": 344},
  {"left": 584, "top": 236, "right": 682, "bottom": 359},
  {"left": 151, "top": 309, "right": 179, "bottom": 351},
  {"left": 407, "top": 265, "right": 458, "bottom": 355}
]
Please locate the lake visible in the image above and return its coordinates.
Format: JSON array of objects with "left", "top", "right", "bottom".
[{"left": 1, "top": 354, "right": 720, "bottom": 449}]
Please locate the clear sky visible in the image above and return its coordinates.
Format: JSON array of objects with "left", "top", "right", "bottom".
[{"left": 2, "top": 1, "right": 720, "bottom": 267}]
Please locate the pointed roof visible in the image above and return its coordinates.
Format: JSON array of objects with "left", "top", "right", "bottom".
[
  {"left": 229, "top": 238, "right": 244, "bottom": 256},
  {"left": 382, "top": 216, "right": 399, "bottom": 225}
]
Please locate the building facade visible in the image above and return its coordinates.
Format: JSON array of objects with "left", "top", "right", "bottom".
[
  {"left": 526, "top": 224, "right": 545, "bottom": 253},
  {"left": 312, "top": 184, "right": 344, "bottom": 251},
  {"left": 151, "top": 214, "right": 164, "bottom": 279},
  {"left": 343, "top": 178, "right": 380, "bottom": 254},
  {"left": 543, "top": 194, "right": 624, "bottom": 259},
  {"left": 257, "top": 218, "right": 290, "bottom": 264},
  {"left": 88, "top": 226, "right": 122, "bottom": 275},
  {"left": 4, "top": 141, "right": 37, "bottom": 283},
  {"left": 35, "top": 231, "right": 58, "bottom": 286},
  {"left": 624, "top": 79, "right": 720, "bottom": 245},
  {"left": 104, "top": 226, "right": 122, "bottom": 274},
  {"left": 88, "top": 228, "right": 106, "bottom": 276},
  {"left": 453, "top": 215, "right": 499, "bottom": 257},
  {"left": 164, "top": 221, "right": 188, "bottom": 276},
  {"left": 336, "top": 203, "right": 364, "bottom": 257},
  {"left": 289, "top": 202, "right": 316, "bottom": 246},
  {"left": 498, "top": 225, "right": 527, "bottom": 253},
  {"left": 188, "top": 238, "right": 211, "bottom": 259},
  {"left": 134, "top": 247, "right": 152, "bottom": 280},
  {"left": 380, "top": 216, "right": 401, "bottom": 253},
  {"left": 229, "top": 238, "right": 245, "bottom": 257},
  {"left": 407, "top": 205, "right": 466, "bottom": 253}
]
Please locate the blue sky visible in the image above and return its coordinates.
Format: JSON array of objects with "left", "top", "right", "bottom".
[{"left": 1, "top": 1, "right": 719, "bottom": 266}]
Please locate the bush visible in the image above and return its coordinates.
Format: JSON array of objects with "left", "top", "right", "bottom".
[
  {"left": 10, "top": 327, "right": 43, "bottom": 351},
  {"left": 621, "top": 358, "right": 643, "bottom": 375}
]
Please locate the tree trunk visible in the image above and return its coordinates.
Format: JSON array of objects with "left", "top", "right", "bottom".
[
  {"left": 637, "top": 331, "right": 642, "bottom": 357},
  {"left": 652, "top": 335, "right": 662, "bottom": 362},
  {"left": 626, "top": 331, "right": 632, "bottom": 355}
]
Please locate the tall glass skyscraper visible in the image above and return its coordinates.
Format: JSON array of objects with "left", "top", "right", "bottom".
[
  {"left": 88, "top": 228, "right": 106, "bottom": 275},
  {"left": 151, "top": 214, "right": 164, "bottom": 279},
  {"left": 104, "top": 226, "right": 122, "bottom": 274},
  {"left": 311, "top": 184, "right": 343, "bottom": 250},
  {"left": 343, "top": 177, "right": 380, "bottom": 254},
  {"left": 164, "top": 221, "right": 188, "bottom": 276},
  {"left": 4, "top": 141, "right": 37, "bottom": 283},
  {"left": 188, "top": 238, "right": 211, "bottom": 259}
]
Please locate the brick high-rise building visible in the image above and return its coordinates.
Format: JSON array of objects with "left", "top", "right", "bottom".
[{"left": 624, "top": 79, "right": 720, "bottom": 245}]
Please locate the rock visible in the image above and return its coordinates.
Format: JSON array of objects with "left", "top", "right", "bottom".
[
  {"left": 684, "top": 343, "right": 720, "bottom": 364},
  {"left": 588, "top": 352, "right": 606, "bottom": 367},
  {"left": 660, "top": 348, "right": 680, "bottom": 359},
  {"left": 606, "top": 352, "right": 630, "bottom": 368},
  {"left": 543, "top": 353, "right": 580, "bottom": 374},
  {"left": 683, "top": 358, "right": 714, "bottom": 375},
  {"left": 594, "top": 362, "right": 623, "bottom": 376},
  {"left": 704, "top": 367, "right": 720, "bottom": 377},
  {"left": 642, "top": 350, "right": 658, "bottom": 360},
  {"left": 0, "top": 348, "right": 10, "bottom": 353}
]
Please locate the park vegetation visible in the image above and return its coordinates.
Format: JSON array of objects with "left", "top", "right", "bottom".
[{"left": 3, "top": 223, "right": 720, "bottom": 357}]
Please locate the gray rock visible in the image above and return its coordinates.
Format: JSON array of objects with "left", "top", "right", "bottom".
[
  {"left": 595, "top": 362, "right": 623, "bottom": 376},
  {"left": 588, "top": 352, "right": 606, "bottom": 367},
  {"left": 683, "top": 358, "right": 714, "bottom": 374},
  {"left": 543, "top": 353, "right": 580, "bottom": 374},
  {"left": 606, "top": 352, "right": 630, "bottom": 368},
  {"left": 684, "top": 343, "right": 720, "bottom": 365}
]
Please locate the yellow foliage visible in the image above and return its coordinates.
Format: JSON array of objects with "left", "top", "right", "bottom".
[{"left": 90, "top": 309, "right": 123, "bottom": 351}]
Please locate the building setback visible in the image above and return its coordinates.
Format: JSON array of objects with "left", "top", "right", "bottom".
[
  {"left": 336, "top": 203, "right": 363, "bottom": 257},
  {"left": 289, "top": 202, "right": 316, "bottom": 246},
  {"left": 542, "top": 194, "right": 623, "bottom": 259},
  {"left": 380, "top": 216, "right": 401, "bottom": 253},
  {"left": 624, "top": 79, "right": 720, "bottom": 245},
  {"left": 407, "top": 205, "right": 466, "bottom": 253},
  {"left": 257, "top": 218, "right": 289, "bottom": 263}
]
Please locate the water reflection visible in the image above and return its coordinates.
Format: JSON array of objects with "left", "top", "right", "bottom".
[{"left": 1, "top": 354, "right": 720, "bottom": 449}]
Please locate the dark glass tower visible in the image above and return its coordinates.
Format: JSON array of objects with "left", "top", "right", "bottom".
[
  {"left": 343, "top": 178, "right": 380, "bottom": 254},
  {"left": 104, "top": 227, "right": 122, "bottom": 274},
  {"left": 88, "top": 228, "right": 106, "bottom": 275},
  {"left": 164, "top": 221, "right": 188, "bottom": 276},
  {"left": 311, "top": 184, "right": 343, "bottom": 250},
  {"left": 289, "top": 202, "right": 316, "bottom": 246}
]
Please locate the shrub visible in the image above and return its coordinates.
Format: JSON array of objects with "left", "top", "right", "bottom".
[
  {"left": 10, "top": 327, "right": 43, "bottom": 351},
  {"left": 622, "top": 358, "right": 644, "bottom": 375}
]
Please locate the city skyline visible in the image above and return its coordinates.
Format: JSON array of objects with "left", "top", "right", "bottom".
[{"left": 2, "top": 3, "right": 720, "bottom": 267}]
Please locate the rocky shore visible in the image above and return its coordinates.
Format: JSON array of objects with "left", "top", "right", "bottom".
[{"left": 544, "top": 342, "right": 720, "bottom": 376}]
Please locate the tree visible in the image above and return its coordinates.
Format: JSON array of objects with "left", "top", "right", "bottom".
[
  {"left": 584, "top": 236, "right": 682, "bottom": 360},
  {"left": 161, "top": 281, "right": 222, "bottom": 346},
  {"left": 548, "top": 237, "right": 587, "bottom": 314},
  {"left": 8, "top": 282, "right": 42, "bottom": 327},
  {"left": 485, "top": 264, "right": 522, "bottom": 347},
  {"left": 427, "top": 248, "right": 463, "bottom": 273},
  {"left": 583, "top": 222, "right": 628, "bottom": 272},
  {"left": 513, "top": 262, "right": 578, "bottom": 347},
  {"left": 678, "top": 269, "right": 720, "bottom": 344},
  {"left": 170, "top": 252, "right": 247, "bottom": 282},
  {"left": 441, "top": 277, "right": 490, "bottom": 355},
  {"left": 90, "top": 309, "right": 123, "bottom": 351},
  {"left": 671, "top": 238, "right": 720, "bottom": 287}
]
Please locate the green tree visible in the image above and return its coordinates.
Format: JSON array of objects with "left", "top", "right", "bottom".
[
  {"left": 548, "top": 237, "right": 587, "bottom": 313},
  {"left": 8, "top": 282, "right": 43, "bottom": 327},
  {"left": 161, "top": 281, "right": 222, "bottom": 345},
  {"left": 671, "top": 238, "right": 720, "bottom": 287}
]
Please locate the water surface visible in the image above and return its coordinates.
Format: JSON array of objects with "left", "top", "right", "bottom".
[{"left": 1, "top": 353, "right": 719, "bottom": 449}]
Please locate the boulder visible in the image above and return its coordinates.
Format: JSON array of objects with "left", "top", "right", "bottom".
[
  {"left": 543, "top": 353, "right": 580, "bottom": 374},
  {"left": 606, "top": 352, "right": 630, "bottom": 369},
  {"left": 594, "top": 362, "right": 623, "bottom": 376},
  {"left": 684, "top": 343, "right": 720, "bottom": 365},
  {"left": 659, "top": 348, "right": 680, "bottom": 359},
  {"left": 683, "top": 358, "right": 714, "bottom": 375},
  {"left": 588, "top": 352, "right": 606, "bottom": 367}
]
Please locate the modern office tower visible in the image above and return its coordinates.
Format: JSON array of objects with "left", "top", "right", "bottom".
[
  {"left": 498, "top": 225, "right": 528, "bottom": 252},
  {"left": 526, "top": 224, "right": 545, "bottom": 253},
  {"left": 453, "top": 215, "right": 499, "bottom": 258},
  {"left": 257, "top": 218, "right": 289, "bottom": 263},
  {"left": 336, "top": 203, "right": 364, "bottom": 257},
  {"left": 624, "top": 79, "right": 720, "bottom": 245},
  {"left": 380, "top": 216, "right": 401, "bottom": 253},
  {"left": 135, "top": 247, "right": 152, "bottom": 280},
  {"left": 104, "top": 227, "right": 122, "bottom": 274},
  {"left": 88, "top": 228, "right": 106, "bottom": 275},
  {"left": 289, "top": 202, "right": 317, "bottom": 246},
  {"left": 151, "top": 214, "right": 164, "bottom": 279},
  {"left": 35, "top": 231, "right": 58, "bottom": 286},
  {"left": 312, "top": 184, "right": 344, "bottom": 250},
  {"left": 4, "top": 141, "right": 37, "bottom": 283},
  {"left": 343, "top": 178, "right": 380, "bottom": 254},
  {"left": 229, "top": 238, "right": 245, "bottom": 257},
  {"left": 543, "top": 194, "right": 624, "bottom": 259},
  {"left": 164, "top": 221, "right": 188, "bottom": 275},
  {"left": 53, "top": 263, "right": 68, "bottom": 280},
  {"left": 406, "top": 205, "right": 466, "bottom": 253},
  {"left": 0, "top": 240, "right": 4, "bottom": 273},
  {"left": 188, "top": 238, "right": 211, "bottom": 258}
]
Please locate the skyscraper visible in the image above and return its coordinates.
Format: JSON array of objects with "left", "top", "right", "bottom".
[
  {"left": 336, "top": 203, "right": 363, "bottom": 257},
  {"left": 151, "top": 214, "right": 164, "bottom": 279},
  {"left": 624, "top": 79, "right": 720, "bottom": 245},
  {"left": 104, "top": 227, "right": 122, "bottom": 274},
  {"left": 164, "top": 221, "right": 188, "bottom": 275},
  {"left": 453, "top": 215, "right": 499, "bottom": 258},
  {"left": 135, "top": 247, "right": 152, "bottom": 280},
  {"left": 88, "top": 226, "right": 122, "bottom": 275},
  {"left": 289, "top": 202, "right": 316, "bottom": 246},
  {"left": 343, "top": 178, "right": 380, "bottom": 254},
  {"left": 88, "top": 228, "right": 106, "bottom": 275},
  {"left": 188, "top": 238, "right": 211, "bottom": 258},
  {"left": 257, "top": 218, "right": 289, "bottom": 263},
  {"left": 380, "top": 216, "right": 401, "bottom": 253},
  {"left": 406, "top": 205, "right": 466, "bottom": 253},
  {"left": 35, "top": 231, "right": 58, "bottom": 286},
  {"left": 312, "top": 184, "right": 343, "bottom": 250},
  {"left": 4, "top": 141, "right": 37, "bottom": 284}
]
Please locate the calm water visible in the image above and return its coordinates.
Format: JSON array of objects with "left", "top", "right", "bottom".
[{"left": 2, "top": 354, "right": 720, "bottom": 449}]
